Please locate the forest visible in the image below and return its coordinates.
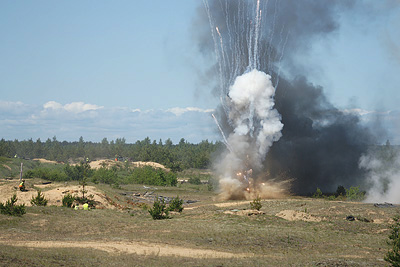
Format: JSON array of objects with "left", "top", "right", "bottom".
[{"left": 0, "top": 136, "right": 224, "bottom": 171}]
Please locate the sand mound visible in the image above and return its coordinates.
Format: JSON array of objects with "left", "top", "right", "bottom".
[
  {"left": 32, "top": 158, "right": 59, "bottom": 164},
  {"left": 0, "top": 180, "right": 114, "bottom": 209},
  {"left": 88, "top": 159, "right": 167, "bottom": 170},
  {"left": 276, "top": 209, "right": 323, "bottom": 222}
]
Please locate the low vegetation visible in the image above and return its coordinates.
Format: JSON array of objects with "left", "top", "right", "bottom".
[
  {"left": 0, "top": 194, "right": 26, "bottom": 216},
  {"left": 312, "top": 185, "right": 366, "bottom": 201},
  {"left": 148, "top": 198, "right": 169, "bottom": 220},
  {"left": 167, "top": 196, "right": 184, "bottom": 213},
  {"left": 250, "top": 195, "right": 262, "bottom": 211},
  {"left": 385, "top": 216, "right": 400, "bottom": 266},
  {"left": 30, "top": 190, "right": 48, "bottom": 206}
]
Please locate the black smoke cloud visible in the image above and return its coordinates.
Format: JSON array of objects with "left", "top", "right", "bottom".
[{"left": 194, "top": 0, "right": 382, "bottom": 194}]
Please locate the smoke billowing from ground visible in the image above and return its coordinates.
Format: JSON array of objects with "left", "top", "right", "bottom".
[
  {"left": 197, "top": 0, "right": 389, "bottom": 199},
  {"left": 360, "top": 145, "right": 400, "bottom": 204}
]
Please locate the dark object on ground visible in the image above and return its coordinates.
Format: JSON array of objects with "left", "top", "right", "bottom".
[
  {"left": 374, "top": 202, "right": 395, "bottom": 208},
  {"left": 346, "top": 215, "right": 355, "bottom": 221},
  {"left": 186, "top": 200, "right": 198, "bottom": 204},
  {"left": 42, "top": 181, "right": 52, "bottom": 185},
  {"left": 356, "top": 216, "right": 371, "bottom": 223}
]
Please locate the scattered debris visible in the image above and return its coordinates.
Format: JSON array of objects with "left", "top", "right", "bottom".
[
  {"left": 118, "top": 191, "right": 199, "bottom": 206},
  {"left": 374, "top": 202, "right": 395, "bottom": 208},
  {"left": 224, "top": 209, "right": 265, "bottom": 216}
]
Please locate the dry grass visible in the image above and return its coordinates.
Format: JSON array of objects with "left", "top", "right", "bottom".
[{"left": 0, "top": 179, "right": 399, "bottom": 266}]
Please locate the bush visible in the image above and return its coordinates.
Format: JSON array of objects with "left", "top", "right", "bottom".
[
  {"left": 148, "top": 198, "right": 169, "bottom": 220},
  {"left": 313, "top": 188, "right": 323, "bottom": 198},
  {"left": 129, "top": 166, "right": 177, "bottom": 186},
  {"left": 385, "top": 216, "right": 400, "bottom": 266},
  {"left": 346, "top": 186, "right": 365, "bottom": 201},
  {"left": 335, "top": 185, "right": 346, "bottom": 197},
  {"left": 62, "top": 193, "right": 75, "bottom": 208},
  {"left": 167, "top": 196, "right": 184, "bottom": 213},
  {"left": 30, "top": 190, "right": 48, "bottom": 206},
  {"left": 75, "top": 196, "right": 96, "bottom": 209},
  {"left": 250, "top": 195, "right": 262, "bottom": 211},
  {"left": 0, "top": 194, "right": 26, "bottom": 216},
  {"left": 24, "top": 167, "right": 67, "bottom": 181},
  {"left": 188, "top": 176, "right": 201, "bottom": 185},
  {"left": 92, "top": 167, "right": 118, "bottom": 184}
]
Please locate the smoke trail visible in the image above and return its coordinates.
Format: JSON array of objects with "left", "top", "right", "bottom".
[{"left": 195, "top": 0, "right": 388, "bottom": 196}]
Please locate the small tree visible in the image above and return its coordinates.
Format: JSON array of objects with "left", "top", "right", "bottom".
[
  {"left": 62, "top": 193, "right": 75, "bottom": 208},
  {"left": 385, "top": 216, "right": 400, "bottom": 266},
  {"left": 148, "top": 197, "right": 169, "bottom": 220},
  {"left": 346, "top": 186, "right": 365, "bottom": 201},
  {"left": 250, "top": 195, "right": 262, "bottom": 211},
  {"left": 0, "top": 194, "right": 26, "bottom": 216},
  {"left": 30, "top": 190, "right": 48, "bottom": 206},
  {"left": 335, "top": 185, "right": 346, "bottom": 197},
  {"left": 313, "top": 188, "right": 323, "bottom": 198},
  {"left": 167, "top": 196, "right": 184, "bottom": 213}
]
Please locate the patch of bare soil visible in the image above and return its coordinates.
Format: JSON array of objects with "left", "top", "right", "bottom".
[
  {"left": 0, "top": 180, "right": 115, "bottom": 209},
  {"left": 88, "top": 159, "right": 168, "bottom": 170},
  {"left": 214, "top": 200, "right": 252, "bottom": 208},
  {"left": 276, "top": 209, "right": 323, "bottom": 222},
  {"left": 224, "top": 209, "right": 265, "bottom": 216},
  {"left": 0, "top": 240, "right": 252, "bottom": 259},
  {"left": 32, "top": 158, "right": 59, "bottom": 164}
]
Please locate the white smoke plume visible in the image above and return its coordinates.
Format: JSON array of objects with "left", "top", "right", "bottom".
[
  {"left": 215, "top": 69, "right": 284, "bottom": 200},
  {"left": 228, "top": 69, "right": 283, "bottom": 166},
  {"left": 360, "top": 147, "right": 400, "bottom": 204}
]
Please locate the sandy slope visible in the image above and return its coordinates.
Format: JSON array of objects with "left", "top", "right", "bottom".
[{"left": 0, "top": 180, "right": 114, "bottom": 209}]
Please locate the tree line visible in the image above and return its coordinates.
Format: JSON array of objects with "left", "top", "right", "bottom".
[{"left": 0, "top": 137, "right": 224, "bottom": 171}]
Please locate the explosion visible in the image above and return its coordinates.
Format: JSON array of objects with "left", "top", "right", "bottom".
[
  {"left": 204, "top": 1, "right": 288, "bottom": 200},
  {"left": 200, "top": 0, "right": 379, "bottom": 199}
]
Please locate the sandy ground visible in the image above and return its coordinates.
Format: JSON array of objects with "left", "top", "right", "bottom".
[
  {"left": 275, "top": 209, "right": 323, "bottom": 222},
  {"left": 31, "top": 158, "right": 168, "bottom": 170},
  {"left": 0, "top": 240, "right": 253, "bottom": 258},
  {"left": 87, "top": 159, "right": 167, "bottom": 170},
  {"left": 0, "top": 180, "right": 115, "bottom": 209}
]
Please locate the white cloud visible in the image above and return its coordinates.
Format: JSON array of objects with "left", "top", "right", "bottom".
[
  {"left": 43, "top": 101, "right": 103, "bottom": 113},
  {"left": 166, "top": 107, "right": 215, "bottom": 116},
  {"left": 0, "top": 101, "right": 219, "bottom": 143}
]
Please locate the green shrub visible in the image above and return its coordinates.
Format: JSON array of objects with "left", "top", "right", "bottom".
[
  {"left": 92, "top": 167, "right": 118, "bottom": 184},
  {"left": 62, "top": 193, "right": 75, "bottom": 208},
  {"left": 313, "top": 188, "right": 323, "bottom": 198},
  {"left": 75, "top": 196, "right": 96, "bottom": 209},
  {"left": 24, "top": 167, "right": 67, "bottom": 181},
  {"left": 250, "top": 195, "right": 262, "bottom": 211},
  {"left": 129, "top": 166, "right": 177, "bottom": 186},
  {"left": 335, "top": 185, "right": 346, "bottom": 197},
  {"left": 385, "top": 216, "right": 400, "bottom": 266},
  {"left": 346, "top": 186, "right": 365, "bottom": 201},
  {"left": 30, "top": 190, "right": 48, "bottom": 206},
  {"left": 188, "top": 176, "right": 201, "bottom": 185},
  {"left": 148, "top": 198, "right": 169, "bottom": 220},
  {"left": 167, "top": 196, "right": 184, "bottom": 213},
  {"left": 0, "top": 194, "right": 26, "bottom": 216}
]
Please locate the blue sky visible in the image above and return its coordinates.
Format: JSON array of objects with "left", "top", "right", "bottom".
[{"left": 1, "top": 1, "right": 399, "bottom": 144}]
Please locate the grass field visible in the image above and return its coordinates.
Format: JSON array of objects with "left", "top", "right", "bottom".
[{"left": 0, "top": 178, "right": 399, "bottom": 266}]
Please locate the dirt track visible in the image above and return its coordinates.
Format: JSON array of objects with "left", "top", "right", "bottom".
[{"left": 0, "top": 240, "right": 253, "bottom": 259}]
